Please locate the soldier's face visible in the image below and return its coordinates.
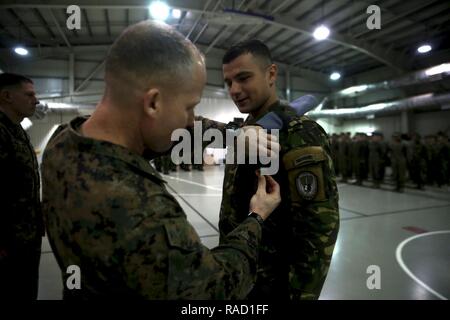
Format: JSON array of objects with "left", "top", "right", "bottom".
[
  {"left": 223, "top": 53, "right": 276, "bottom": 115},
  {"left": 6, "top": 82, "right": 38, "bottom": 118},
  {"left": 142, "top": 62, "right": 206, "bottom": 152}
]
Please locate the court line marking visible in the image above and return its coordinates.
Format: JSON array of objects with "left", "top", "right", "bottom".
[
  {"left": 342, "top": 204, "right": 450, "bottom": 221},
  {"left": 395, "top": 230, "right": 449, "bottom": 300},
  {"left": 200, "top": 234, "right": 219, "bottom": 238},
  {"left": 164, "top": 183, "right": 219, "bottom": 233},
  {"left": 339, "top": 207, "right": 368, "bottom": 216},
  {"left": 163, "top": 174, "right": 222, "bottom": 191}
]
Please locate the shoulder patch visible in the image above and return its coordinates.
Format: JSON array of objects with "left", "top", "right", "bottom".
[{"left": 296, "top": 172, "right": 318, "bottom": 200}]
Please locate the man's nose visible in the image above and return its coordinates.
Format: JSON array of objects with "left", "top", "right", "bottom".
[{"left": 229, "top": 82, "right": 241, "bottom": 96}]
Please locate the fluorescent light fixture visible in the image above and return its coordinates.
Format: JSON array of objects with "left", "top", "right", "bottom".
[
  {"left": 14, "top": 47, "right": 28, "bottom": 56},
  {"left": 313, "top": 25, "right": 330, "bottom": 40},
  {"left": 172, "top": 9, "right": 182, "bottom": 19},
  {"left": 425, "top": 63, "right": 450, "bottom": 76},
  {"left": 341, "top": 85, "right": 368, "bottom": 95},
  {"left": 20, "top": 117, "right": 33, "bottom": 130},
  {"left": 417, "top": 44, "right": 432, "bottom": 54},
  {"left": 47, "top": 102, "right": 75, "bottom": 109},
  {"left": 149, "top": 1, "right": 170, "bottom": 21},
  {"left": 330, "top": 72, "right": 341, "bottom": 80}
]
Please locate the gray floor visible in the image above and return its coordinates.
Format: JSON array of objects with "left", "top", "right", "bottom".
[{"left": 38, "top": 165, "right": 450, "bottom": 300}]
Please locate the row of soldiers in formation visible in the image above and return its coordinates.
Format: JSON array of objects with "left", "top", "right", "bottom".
[{"left": 329, "top": 131, "right": 450, "bottom": 191}]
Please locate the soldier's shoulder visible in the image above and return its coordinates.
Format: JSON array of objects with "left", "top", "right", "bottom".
[
  {"left": 0, "top": 122, "right": 10, "bottom": 142},
  {"left": 284, "top": 115, "right": 329, "bottom": 145}
]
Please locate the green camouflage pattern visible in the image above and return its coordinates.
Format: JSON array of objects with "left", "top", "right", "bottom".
[
  {"left": 219, "top": 101, "right": 339, "bottom": 300},
  {"left": 42, "top": 116, "right": 262, "bottom": 299},
  {"left": 0, "top": 110, "right": 43, "bottom": 299}
]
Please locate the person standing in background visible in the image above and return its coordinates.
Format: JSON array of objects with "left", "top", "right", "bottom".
[{"left": 0, "top": 73, "right": 44, "bottom": 300}]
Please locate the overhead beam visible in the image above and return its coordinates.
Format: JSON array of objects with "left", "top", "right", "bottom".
[
  {"left": 220, "top": 0, "right": 291, "bottom": 47},
  {"left": 192, "top": 0, "right": 222, "bottom": 44},
  {"left": 83, "top": 9, "right": 93, "bottom": 37},
  {"left": 104, "top": 9, "right": 111, "bottom": 37},
  {"left": 7, "top": 8, "right": 36, "bottom": 39},
  {"left": 204, "top": 0, "right": 247, "bottom": 54},
  {"left": 0, "top": 1, "right": 408, "bottom": 71},
  {"left": 75, "top": 59, "right": 106, "bottom": 92},
  {"left": 186, "top": 0, "right": 213, "bottom": 40},
  {"left": 48, "top": 8, "right": 72, "bottom": 49},
  {"left": 33, "top": 8, "right": 56, "bottom": 39}
]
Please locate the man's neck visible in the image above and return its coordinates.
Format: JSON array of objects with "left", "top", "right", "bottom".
[
  {"left": 0, "top": 106, "right": 22, "bottom": 124},
  {"left": 250, "top": 95, "right": 279, "bottom": 119},
  {"left": 81, "top": 103, "right": 144, "bottom": 155}
]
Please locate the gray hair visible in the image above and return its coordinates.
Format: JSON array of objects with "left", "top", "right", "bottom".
[{"left": 105, "top": 21, "right": 199, "bottom": 91}]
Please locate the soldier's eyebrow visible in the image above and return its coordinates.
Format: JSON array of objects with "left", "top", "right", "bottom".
[{"left": 235, "top": 71, "right": 253, "bottom": 78}]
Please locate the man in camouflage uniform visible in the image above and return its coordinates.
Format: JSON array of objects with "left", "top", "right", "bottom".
[
  {"left": 389, "top": 132, "right": 407, "bottom": 192},
  {"left": 219, "top": 40, "right": 339, "bottom": 300},
  {"left": 0, "top": 73, "right": 43, "bottom": 299},
  {"left": 369, "top": 132, "right": 384, "bottom": 188},
  {"left": 409, "top": 133, "right": 427, "bottom": 189},
  {"left": 338, "top": 133, "right": 351, "bottom": 183},
  {"left": 42, "top": 21, "right": 281, "bottom": 299}
]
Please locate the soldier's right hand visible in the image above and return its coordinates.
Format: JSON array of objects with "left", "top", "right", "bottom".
[
  {"left": 249, "top": 171, "right": 281, "bottom": 221},
  {"left": 240, "top": 126, "right": 280, "bottom": 160}
]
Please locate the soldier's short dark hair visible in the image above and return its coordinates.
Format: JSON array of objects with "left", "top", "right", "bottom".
[
  {"left": 372, "top": 131, "right": 383, "bottom": 137},
  {"left": 105, "top": 20, "right": 199, "bottom": 91},
  {"left": 222, "top": 39, "right": 272, "bottom": 68},
  {"left": 0, "top": 73, "right": 33, "bottom": 91}
]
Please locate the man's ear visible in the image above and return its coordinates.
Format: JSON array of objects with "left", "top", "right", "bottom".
[
  {"left": 143, "top": 88, "right": 161, "bottom": 119},
  {"left": 268, "top": 63, "right": 278, "bottom": 87},
  {"left": 0, "top": 89, "right": 12, "bottom": 103}
]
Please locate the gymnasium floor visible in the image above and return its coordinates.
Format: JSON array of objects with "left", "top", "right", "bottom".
[{"left": 37, "top": 165, "right": 450, "bottom": 300}]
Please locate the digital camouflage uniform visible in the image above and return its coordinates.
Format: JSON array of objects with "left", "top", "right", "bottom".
[
  {"left": 0, "top": 111, "right": 43, "bottom": 300},
  {"left": 389, "top": 138, "right": 407, "bottom": 191},
  {"left": 219, "top": 101, "right": 339, "bottom": 300},
  {"left": 42, "top": 116, "right": 263, "bottom": 299}
]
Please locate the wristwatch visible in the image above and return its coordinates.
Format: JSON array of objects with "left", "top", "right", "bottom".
[{"left": 248, "top": 211, "right": 264, "bottom": 226}]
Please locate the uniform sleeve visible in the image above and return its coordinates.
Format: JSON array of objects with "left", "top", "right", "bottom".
[
  {"left": 123, "top": 200, "right": 262, "bottom": 299},
  {"left": 282, "top": 120, "right": 340, "bottom": 300},
  {"left": 0, "top": 127, "right": 12, "bottom": 249}
]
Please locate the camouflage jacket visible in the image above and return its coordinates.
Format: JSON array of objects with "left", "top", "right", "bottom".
[
  {"left": 0, "top": 111, "right": 43, "bottom": 255},
  {"left": 218, "top": 101, "right": 339, "bottom": 300},
  {"left": 42, "top": 116, "right": 262, "bottom": 299}
]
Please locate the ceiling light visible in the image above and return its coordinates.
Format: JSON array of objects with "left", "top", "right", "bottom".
[
  {"left": 330, "top": 72, "right": 341, "bottom": 80},
  {"left": 172, "top": 9, "right": 182, "bottom": 19},
  {"left": 417, "top": 44, "right": 432, "bottom": 54},
  {"left": 14, "top": 47, "right": 28, "bottom": 56},
  {"left": 313, "top": 25, "right": 330, "bottom": 40},
  {"left": 149, "top": 1, "right": 170, "bottom": 21},
  {"left": 425, "top": 63, "right": 450, "bottom": 76},
  {"left": 341, "top": 85, "right": 368, "bottom": 95}
]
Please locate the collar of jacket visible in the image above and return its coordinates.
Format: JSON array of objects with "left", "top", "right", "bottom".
[
  {"left": 0, "top": 109, "right": 22, "bottom": 131},
  {"left": 65, "top": 116, "right": 166, "bottom": 184},
  {"left": 244, "top": 100, "right": 295, "bottom": 125}
]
